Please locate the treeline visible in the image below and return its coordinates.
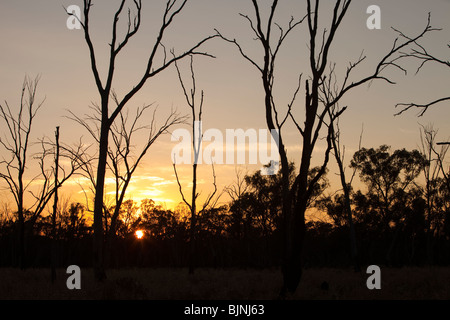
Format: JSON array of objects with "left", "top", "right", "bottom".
[{"left": 1, "top": 142, "right": 450, "bottom": 269}]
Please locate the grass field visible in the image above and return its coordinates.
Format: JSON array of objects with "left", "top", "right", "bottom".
[{"left": 1, "top": 266, "right": 449, "bottom": 300}]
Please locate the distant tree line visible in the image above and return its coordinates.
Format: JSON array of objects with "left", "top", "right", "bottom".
[{"left": 1, "top": 141, "right": 450, "bottom": 269}]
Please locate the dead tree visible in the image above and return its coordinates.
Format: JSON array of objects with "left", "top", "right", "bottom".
[
  {"left": 0, "top": 76, "right": 43, "bottom": 268},
  {"left": 68, "top": 0, "right": 218, "bottom": 280},
  {"left": 69, "top": 101, "right": 185, "bottom": 267},
  {"left": 172, "top": 55, "right": 219, "bottom": 274},
  {"left": 216, "top": 1, "right": 307, "bottom": 297},
  {"left": 420, "top": 124, "right": 450, "bottom": 194},
  {"left": 217, "top": 0, "right": 435, "bottom": 298},
  {"left": 418, "top": 124, "right": 448, "bottom": 263},
  {"left": 327, "top": 105, "right": 362, "bottom": 271},
  {"left": 108, "top": 104, "right": 185, "bottom": 247},
  {"left": 51, "top": 126, "right": 60, "bottom": 283},
  {"left": 0, "top": 76, "right": 86, "bottom": 269}
]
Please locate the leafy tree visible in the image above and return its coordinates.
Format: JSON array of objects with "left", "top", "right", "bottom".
[
  {"left": 316, "top": 192, "right": 349, "bottom": 228},
  {"left": 350, "top": 145, "right": 426, "bottom": 264},
  {"left": 197, "top": 205, "right": 230, "bottom": 238},
  {"left": 112, "top": 199, "right": 140, "bottom": 238},
  {"left": 229, "top": 163, "right": 328, "bottom": 239},
  {"left": 350, "top": 145, "right": 425, "bottom": 229},
  {"left": 59, "top": 202, "right": 89, "bottom": 240},
  {"left": 228, "top": 163, "right": 292, "bottom": 239},
  {"left": 139, "top": 199, "right": 181, "bottom": 240}
]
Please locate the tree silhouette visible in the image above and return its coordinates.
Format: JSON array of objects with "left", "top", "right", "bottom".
[
  {"left": 0, "top": 76, "right": 43, "bottom": 268},
  {"left": 173, "top": 55, "right": 220, "bottom": 274},
  {"left": 224, "top": 168, "right": 250, "bottom": 241},
  {"left": 218, "top": 0, "right": 434, "bottom": 298},
  {"left": 0, "top": 76, "right": 84, "bottom": 269},
  {"left": 51, "top": 126, "right": 60, "bottom": 283},
  {"left": 69, "top": 101, "right": 184, "bottom": 268},
  {"left": 327, "top": 111, "right": 361, "bottom": 270},
  {"left": 350, "top": 145, "right": 425, "bottom": 264},
  {"left": 60, "top": 202, "right": 89, "bottom": 240},
  {"left": 140, "top": 199, "right": 182, "bottom": 240},
  {"left": 419, "top": 124, "right": 450, "bottom": 263},
  {"left": 69, "top": 0, "right": 218, "bottom": 280}
]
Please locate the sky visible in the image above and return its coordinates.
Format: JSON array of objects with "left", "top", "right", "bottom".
[{"left": 0, "top": 0, "right": 449, "bottom": 217}]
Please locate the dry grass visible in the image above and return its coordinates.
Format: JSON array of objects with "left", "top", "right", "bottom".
[{"left": 0, "top": 266, "right": 449, "bottom": 300}]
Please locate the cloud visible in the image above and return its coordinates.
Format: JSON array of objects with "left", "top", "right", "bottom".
[
  {"left": 142, "top": 176, "right": 165, "bottom": 181},
  {"left": 152, "top": 180, "right": 175, "bottom": 186},
  {"left": 140, "top": 188, "right": 164, "bottom": 198}
]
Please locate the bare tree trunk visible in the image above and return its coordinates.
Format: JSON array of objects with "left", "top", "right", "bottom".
[
  {"left": 51, "top": 126, "right": 60, "bottom": 283},
  {"left": 339, "top": 169, "right": 358, "bottom": 269},
  {"left": 17, "top": 207, "right": 25, "bottom": 269},
  {"left": 189, "top": 162, "right": 197, "bottom": 274},
  {"left": 418, "top": 124, "right": 449, "bottom": 264},
  {"left": 173, "top": 56, "right": 219, "bottom": 275},
  {"left": 281, "top": 129, "right": 315, "bottom": 296},
  {"left": 329, "top": 118, "right": 359, "bottom": 271},
  {"left": 340, "top": 170, "right": 358, "bottom": 271},
  {"left": 93, "top": 114, "right": 109, "bottom": 281}
]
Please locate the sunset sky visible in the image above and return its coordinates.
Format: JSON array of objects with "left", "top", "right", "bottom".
[{"left": 0, "top": 0, "right": 449, "bottom": 217}]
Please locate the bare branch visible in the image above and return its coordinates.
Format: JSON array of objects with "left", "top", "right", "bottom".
[
  {"left": 320, "top": 13, "right": 436, "bottom": 112},
  {"left": 392, "top": 14, "right": 449, "bottom": 116},
  {"left": 395, "top": 97, "right": 450, "bottom": 117},
  {"left": 201, "top": 162, "right": 218, "bottom": 212},
  {"left": 215, "top": 29, "right": 263, "bottom": 73},
  {"left": 0, "top": 75, "right": 45, "bottom": 217},
  {"left": 172, "top": 161, "right": 191, "bottom": 211}
]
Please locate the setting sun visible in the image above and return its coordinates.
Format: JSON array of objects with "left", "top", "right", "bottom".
[{"left": 135, "top": 230, "right": 144, "bottom": 239}]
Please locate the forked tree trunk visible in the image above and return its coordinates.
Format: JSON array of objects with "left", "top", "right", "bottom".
[{"left": 280, "top": 140, "right": 312, "bottom": 296}]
